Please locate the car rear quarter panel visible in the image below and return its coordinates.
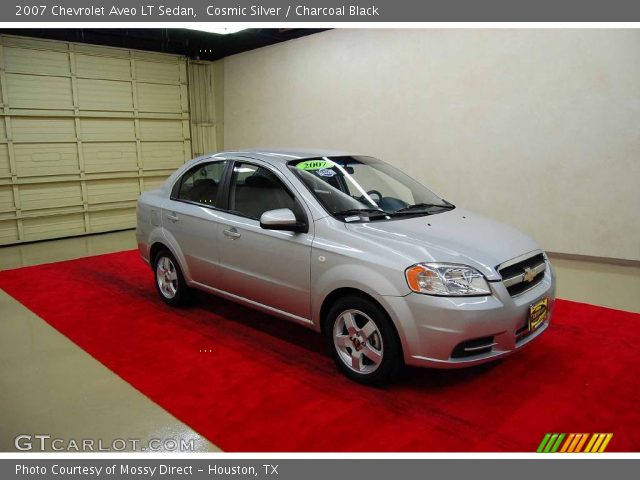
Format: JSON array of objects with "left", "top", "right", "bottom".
[{"left": 137, "top": 190, "right": 194, "bottom": 282}]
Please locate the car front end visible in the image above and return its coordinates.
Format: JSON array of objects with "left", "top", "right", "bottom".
[
  {"left": 381, "top": 249, "right": 556, "bottom": 368},
  {"left": 287, "top": 154, "right": 557, "bottom": 372}
]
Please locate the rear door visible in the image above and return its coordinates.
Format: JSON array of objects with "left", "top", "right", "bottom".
[
  {"left": 215, "top": 161, "right": 313, "bottom": 321},
  {"left": 161, "top": 160, "right": 229, "bottom": 287}
]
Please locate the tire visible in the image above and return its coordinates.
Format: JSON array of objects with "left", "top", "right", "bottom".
[
  {"left": 324, "top": 295, "right": 403, "bottom": 386},
  {"left": 153, "top": 249, "right": 193, "bottom": 307}
]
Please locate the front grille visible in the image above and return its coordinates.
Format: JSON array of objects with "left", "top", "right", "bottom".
[
  {"left": 451, "top": 336, "right": 496, "bottom": 359},
  {"left": 498, "top": 252, "right": 546, "bottom": 297}
]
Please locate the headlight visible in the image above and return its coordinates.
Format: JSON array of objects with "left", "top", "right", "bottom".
[{"left": 405, "top": 263, "right": 491, "bottom": 296}]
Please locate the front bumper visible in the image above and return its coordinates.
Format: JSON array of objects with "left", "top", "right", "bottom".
[{"left": 383, "top": 261, "right": 556, "bottom": 368}]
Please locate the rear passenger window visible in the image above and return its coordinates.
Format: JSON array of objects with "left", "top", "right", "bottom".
[
  {"left": 229, "top": 163, "right": 302, "bottom": 220},
  {"left": 176, "top": 161, "right": 227, "bottom": 206}
]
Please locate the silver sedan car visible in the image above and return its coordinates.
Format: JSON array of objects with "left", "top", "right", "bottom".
[{"left": 136, "top": 149, "right": 556, "bottom": 384}]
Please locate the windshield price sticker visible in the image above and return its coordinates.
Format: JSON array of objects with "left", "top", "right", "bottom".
[{"left": 296, "top": 159, "right": 335, "bottom": 171}]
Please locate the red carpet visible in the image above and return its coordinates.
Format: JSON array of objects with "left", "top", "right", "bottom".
[{"left": 0, "top": 250, "right": 638, "bottom": 451}]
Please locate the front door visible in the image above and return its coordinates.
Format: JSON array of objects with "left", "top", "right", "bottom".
[{"left": 216, "top": 161, "right": 312, "bottom": 320}]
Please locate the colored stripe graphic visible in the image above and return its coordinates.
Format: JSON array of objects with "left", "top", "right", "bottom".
[
  {"left": 598, "top": 434, "right": 613, "bottom": 453},
  {"left": 593, "top": 433, "right": 607, "bottom": 452},
  {"left": 538, "top": 433, "right": 613, "bottom": 453},
  {"left": 544, "top": 433, "right": 559, "bottom": 453},
  {"left": 537, "top": 433, "right": 552, "bottom": 453},
  {"left": 567, "top": 433, "right": 582, "bottom": 452},
  {"left": 584, "top": 434, "right": 598, "bottom": 452},
  {"left": 559, "top": 433, "right": 575, "bottom": 453},
  {"left": 575, "top": 434, "right": 589, "bottom": 452},
  {"left": 550, "top": 433, "right": 565, "bottom": 453}
]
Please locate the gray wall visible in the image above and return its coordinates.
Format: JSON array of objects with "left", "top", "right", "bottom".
[{"left": 223, "top": 29, "right": 640, "bottom": 261}]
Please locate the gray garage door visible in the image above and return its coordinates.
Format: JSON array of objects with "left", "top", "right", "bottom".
[{"left": 0, "top": 34, "right": 192, "bottom": 245}]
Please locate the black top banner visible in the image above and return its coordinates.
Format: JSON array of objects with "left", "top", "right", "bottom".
[{"left": 4, "top": 0, "right": 640, "bottom": 22}]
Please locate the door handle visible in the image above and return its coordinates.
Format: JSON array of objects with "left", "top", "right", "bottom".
[
  {"left": 223, "top": 227, "right": 241, "bottom": 239},
  {"left": 166, "top": 212, "right": 179, "bottom": 222}
]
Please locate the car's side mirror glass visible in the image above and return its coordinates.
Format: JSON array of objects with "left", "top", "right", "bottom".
[{"left": 260, "top": 208, "right": 305, "bottom": 232}]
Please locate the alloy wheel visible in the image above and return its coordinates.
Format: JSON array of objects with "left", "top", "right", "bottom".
[
  {"left": 156, "top": 256, "right": 178, "bottom": 299},
  {"left": 333, "top": 309, "right": 384, "bottom": 374}
]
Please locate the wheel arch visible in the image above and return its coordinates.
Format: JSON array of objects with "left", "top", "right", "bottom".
[
  {"left": 146, "top": 225, "right": 193, "bottom": 283},
  {"left": 149, "top": 241, "right": 167, "bottom": 267},
  {"left": 148, "top": 241, "right": 191, "bottom": 282}
]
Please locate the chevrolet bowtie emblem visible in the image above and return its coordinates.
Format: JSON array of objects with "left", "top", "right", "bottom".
[{"left": 523, "top": 267, "right": 535, "bottom": 283}]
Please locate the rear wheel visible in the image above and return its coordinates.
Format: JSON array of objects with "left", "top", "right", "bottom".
[
  {"left": 325, "top": 295, "right": 402, "bottom": 385},
  {"left": 153, "top": 249, "right": 192, "bottom": 307}
]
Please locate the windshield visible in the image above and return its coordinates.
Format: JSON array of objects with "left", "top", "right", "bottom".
[{"left": 289, "top": 156, "right": 454, "bottom": 221}]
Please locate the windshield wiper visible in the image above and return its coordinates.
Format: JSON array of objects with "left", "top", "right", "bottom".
[
  {"left": 391, "top": 202, "right": 455, "bottom": 216},
  {"left": 333, "top": 208, "right": 389, "bottom": 218}
]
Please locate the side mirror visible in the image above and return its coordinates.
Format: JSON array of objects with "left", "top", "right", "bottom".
[{"left": 260, "top": 208, "right": 306, "bottom": 232}]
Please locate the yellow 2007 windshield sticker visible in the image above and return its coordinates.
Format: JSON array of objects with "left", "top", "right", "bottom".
[{"left": 296, "top": 159, "right": 335, "bottom": 171}]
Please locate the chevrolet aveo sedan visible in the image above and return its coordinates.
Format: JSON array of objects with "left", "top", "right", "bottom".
[{"left": 136, "top": 149, "right": 555, "bottom": 384}]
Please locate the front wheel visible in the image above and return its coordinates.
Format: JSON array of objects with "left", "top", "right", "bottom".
[
  {"left": 325, "top": 295, "right": 402, "bottom": 385},
  {"left": 153, "top": 249, "right": 193, "bottom": 307}
]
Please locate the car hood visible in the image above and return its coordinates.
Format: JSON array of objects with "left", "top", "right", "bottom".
[{"left": 344, "top": 208, "right": 540, "bottom": 281}]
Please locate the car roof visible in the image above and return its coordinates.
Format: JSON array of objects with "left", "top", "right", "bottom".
[{"left": 208, "top": 148, "right": 358, "bottom": 164}]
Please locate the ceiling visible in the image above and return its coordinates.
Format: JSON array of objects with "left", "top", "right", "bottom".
[{"left": 0, "top": 28, "right": 328, "bottom": 61}]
